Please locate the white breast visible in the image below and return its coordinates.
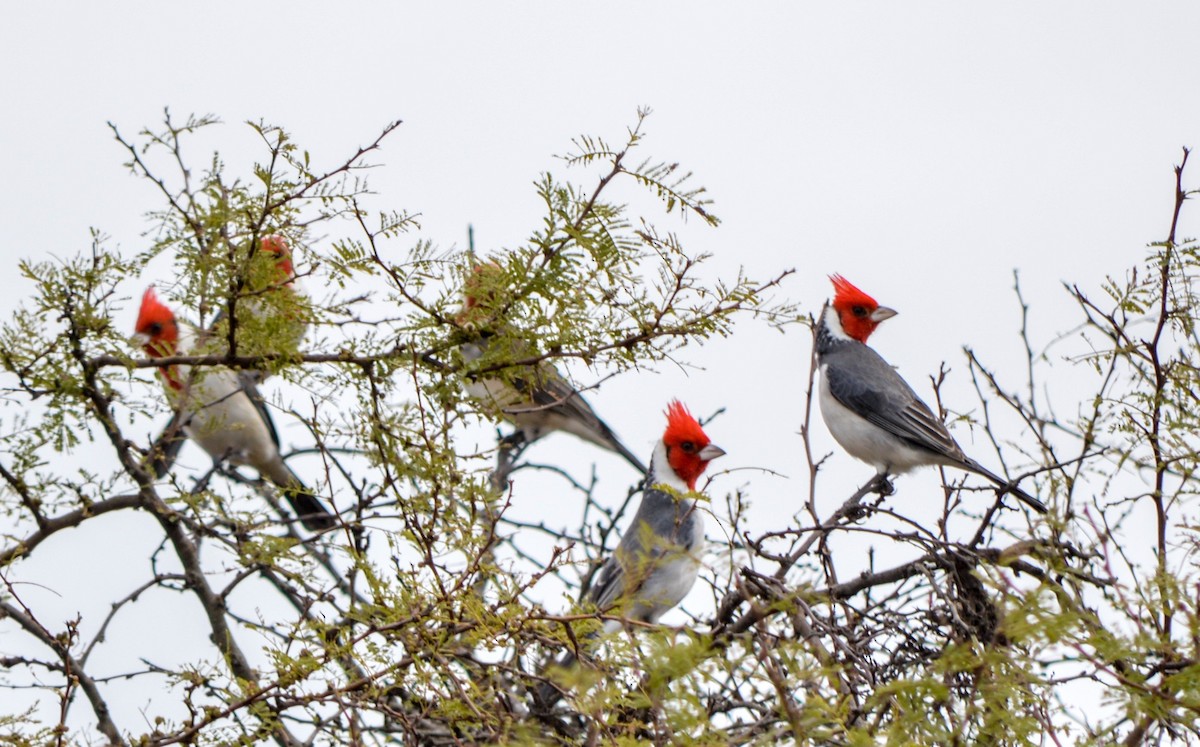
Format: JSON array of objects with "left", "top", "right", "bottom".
[
  {"left": 818, "top": 364, "right": 930, "bottom": 475},
  {"left": 174, "top": 368, "right": 278, "bottom": 469}
]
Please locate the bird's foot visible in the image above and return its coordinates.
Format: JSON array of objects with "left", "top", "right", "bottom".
[
  {"left": 845, "top": 503, "right": 872, "bottom": 521},
  {"left": 498, "top": 429, "right": 527, "bottom": 451},
  {"left": 873, "top": 475, "right": 895, "bottom": 497}
]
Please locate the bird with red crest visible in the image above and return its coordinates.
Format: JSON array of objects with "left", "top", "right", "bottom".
[
  {"left": 210, "top": 233, "right": 310, "bottom": 378},
  {"left": 134, "top": 286, "right": 335, "bottom": 531},
  {"left": 538, "top": 399, "right": 725, "bottom": 706},
  {"left": 815, "top": 274, "right": 1047, "bottom": 513},
  {"left": 145, "top": 234, "right": 312, "bottom": 479},
  {"left": 455, "top": 260, "right": 647, "bottom": 474}
]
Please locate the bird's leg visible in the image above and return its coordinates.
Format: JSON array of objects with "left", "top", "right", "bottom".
[
  {"left": 873, "top": 473, "right": 895, "bottom": 497},
  {"left": 837, "top": 476, "right": 893, "bottom": 522},
  {"left": 495, "top": 430, "right": 532, "bottom": 481},
  {"left": 492, "top": 436, "right": 524, "bottom": 499},
  {"left": 498, "top": 428, "right": 527, "bottom": 451}
]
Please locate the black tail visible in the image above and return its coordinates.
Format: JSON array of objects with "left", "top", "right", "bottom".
[
  {"left": 277, "top": 479, "right": 334, "bottom": 531},
  {"left": 610, "top": 438, "right": 649, "bottom": 476},
  {"left": 589, "top": 418, "right": 647, "bottom": 474},
  {"left": 970, "top": 461, "right": 1047, "bottom": 514},
  {"left": 1005, "top": 483, "right": 1048, "bottom": 514},
  {"left": 281, "top": 484, "right": 336, "bottom": 531}
]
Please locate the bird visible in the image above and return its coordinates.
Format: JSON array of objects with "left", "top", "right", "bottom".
[
  {"left": 147, "top": 235, "right": 309, "bottom": 479},
  {"left": 815, "top": 274, "right": 1047, "bottom": 513},
  {"left": 208, "top": 233, "right": 310, "bottom": 380},
  {"left": 456, "top": 262, "right": 647, "bottom": 474},
  {"left": 134, "top": 286, "right": 336, "bottom": 531},
  {"left": 537, "top": 400, "right": 725, "bottom": 705}
]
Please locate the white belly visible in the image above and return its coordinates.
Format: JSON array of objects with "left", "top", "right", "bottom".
[
  {"left": 465, "top": 375, "right": 520, "bottom": 411},
  {"left": 174, "top": 368, "right": 277, "bottom": 468},
  {"left": 818, "top": 366, "right": 930, "bottom": 474},
  {"left": 628, "top": 511, "right": 704, "bottom": 624}
]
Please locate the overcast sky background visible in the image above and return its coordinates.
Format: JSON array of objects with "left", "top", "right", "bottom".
[{"left": 3, "top": 2, "right": 1200, "bottom": 737}]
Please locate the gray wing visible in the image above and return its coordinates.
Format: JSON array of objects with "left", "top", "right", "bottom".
[
  {"left": 463, "top": 332, "right": 648, "bottom": 472},
  {"left": 512, "top": 365, "right": 590, "bottom": 415},
  {"left": 588, "top": 554, "right": 629, "bottom": 611},
  {"left": 824, "top": 344, "right": 967, "bottom": 463},
  {"left": 476, "top": 334, "right": 605, "bottom": 426},
  {"left": 237, "top": 373, "right": 281, "bottom": 449},
  {"left": 587, "top": 486, "right": 694, "bottom": 610},
  {"left": 516, "top": 367, "right": 648, "bottom": 473},
  {"left": 588, "top": 510, "right": 657, "bottom": 611}
]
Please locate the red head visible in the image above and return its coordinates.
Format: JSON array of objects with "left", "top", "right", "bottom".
[
  {"left": 134, "top": 287, "right": 179, "bottom": 358},
  {"left": 457, "top": 261, "right": 505, "bottom": 326},
  {"left": 662, "top": 400, "right": 726, "bottom": 490},
  {"left": 829, "top": 274, "right": 897, "bottom": 344},
  {"left": 260, "top": 234, "right": 295, "bottom": 284}
]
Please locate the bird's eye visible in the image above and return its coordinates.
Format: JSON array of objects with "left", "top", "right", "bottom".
[
  {"left": 852, "top": 306, "right": 868, "bottom": 318},
  {"left": 148, "top": 322, "right": 163, "bottom": 336},
  {"left": 681, "top": 441, "right": 696, "bottom": 453}
]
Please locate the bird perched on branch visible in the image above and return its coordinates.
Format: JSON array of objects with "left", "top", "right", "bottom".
[
  {"left": 135, "top": 286, "right": 335, "bottom": 531},
  {"left": 457, "top": 262, "right": 647, "bottom": 474},
  {"left": 537, "top": 400, "right": 724, "bottom": 706},
  {"left": 148, "top": 234, "right": 310, "bottom": 479},
  {"left": 815, "top": 274, "right": 1046, "bottom": 513},
  {"left": 209, "top": 233, "right": 310, "bottom": 381}
]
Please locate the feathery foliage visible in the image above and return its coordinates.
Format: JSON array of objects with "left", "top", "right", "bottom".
[{"left": 1, "top": 111, "right": 1198, "bottom": 746}]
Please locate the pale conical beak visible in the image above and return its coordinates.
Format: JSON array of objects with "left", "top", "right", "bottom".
[
  {"left": 871, "top": 306, "right": 898, "bottom": 322},
  {"left": 130, "top": 332, "right": 151, "bottom": 349},
  {"left": 699, "top": 444, "right": 726, "bottom": 461}
]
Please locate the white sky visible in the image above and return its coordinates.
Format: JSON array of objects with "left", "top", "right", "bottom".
[{"left": 2, "top": 2, "right": 1199, "bottom": 739}]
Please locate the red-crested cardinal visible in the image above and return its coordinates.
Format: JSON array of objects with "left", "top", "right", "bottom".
[
  {"left": 538, "top": 400, "right": 725, "bottom": 704},
  {"left": 210, "top": 233, "right": 310, "bottom": 378},
  {"left": 150, "top": 235, "right": 309, "bottom": 478},
  {"left": 457, "top": 263, "right": 647, "bottom": 474},
  {"left": 815, "top": 275, "right": 1046, "bottom": 513},
  {"left": 135, "top": 287, "right": 335, "bottom": 530}
]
